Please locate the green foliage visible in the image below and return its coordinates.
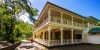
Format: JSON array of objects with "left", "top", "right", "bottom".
[
  {"left": 86, "top": 16, "right": 99, "bottom": 24},
  {"left": 96, "top": 22, "right": 100, "bottom": 28},
  {"left": 14, "top": 20, "right": 33, "bottom": 41},
  {"left": 0, "top": 0, "right": 38, "bottom": 43}
]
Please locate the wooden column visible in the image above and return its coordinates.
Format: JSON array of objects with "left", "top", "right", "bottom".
[
  {"left": 60, "top": 28, "right": 63, "bottom": 45},
  {"left": 43, "top": 31, "right": 45, "bottom": 40},
  {"left": 82, "top": 20, "right": 84, "bottom": 27},
  {"left": 48, "top": 26, "right": 51, "bottom": 46},
  {"left": 71, "top": 29, "right": 74, "bottom": 44},
  {"left": 72, "top": 16, "right": 73, "bottom": 26},
  {"left": 48, "top": 9, "right": 51, "bottom": 22},
  {"left": 61, "top": 12, "right": 63, "bottom": 24},
  {"left": 71, "top": 16, "right": 74, "bottom": 44},
  {"left": 88, "top": 22, "right": 90, "bottom": 28}
]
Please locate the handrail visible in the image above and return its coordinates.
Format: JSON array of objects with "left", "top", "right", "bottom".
[
  {"left": 34, "top": 39, "right": 82, "bottom": 46},
  {"left": 34, "top": 18, "right": 48, "bottom": 30},
  {"left": 52, "top": 17, "right": 83, "bottom": 27},
  {"left": 34, "top": 17, "right": 97, "bottom": 31}
]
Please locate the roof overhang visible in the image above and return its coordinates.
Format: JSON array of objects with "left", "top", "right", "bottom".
[{"left": 88, "top": 28, "right": 100, "bottom": 33}]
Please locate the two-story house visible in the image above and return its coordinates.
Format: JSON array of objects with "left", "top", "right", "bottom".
[{"left": 32, "top": 2, "right": 98, "bottom": 47}]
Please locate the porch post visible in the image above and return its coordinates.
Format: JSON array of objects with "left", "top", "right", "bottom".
[
  {"left": 43, "top": 31, "right": 45, "bottom": 40},
  {"left": 88, "top": 22, "right": 90, "bottom": 28},
  {"left": 60, "top": 12, "right": 63, "bottom": 24},
  {"left": 71, "top": 29, "right": 74, "bottom": 44},
  {"left": 71, "top": 16, "right": 74, "bottom": 44},
  {"left": 82, "top": 20, "right": 84, "bottom": 27},
  {"left": 72, "top": 16, "right": 73, "bottom": 26},
  {"left": 48, "top": 9, "right": 51, "bottom": 22},
  {"left": 48, "top": 26, "right": 51, "bottom": 46},
  {"left": 60, "top": 28, "right": 63, "bottom": 45}
]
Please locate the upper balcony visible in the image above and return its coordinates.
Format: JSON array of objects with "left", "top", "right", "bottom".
[
  {"left": 33, "top": 8, "right": 97, "bottom": 32},
  {"left": 34, "top": 18, "right": 96, "bottom": 31}
]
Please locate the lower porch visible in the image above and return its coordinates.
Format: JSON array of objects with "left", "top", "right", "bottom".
[{"left": 33, "top": 26, "right": 83, "bottom": 46}]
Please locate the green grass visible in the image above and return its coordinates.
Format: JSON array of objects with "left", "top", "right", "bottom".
[{"left": 93, "top": 45, "right": 100, "bottom": 49}]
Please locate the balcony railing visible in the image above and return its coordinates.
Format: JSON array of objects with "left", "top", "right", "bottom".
[
  {"left": 34, "top": 17, "right": 97, "bottom": 30},
  {"left": 50, "top": 40, "right": 61, "bottom": 46},
  {"left": 34, "top": 39, "right": 82, "bottom": 46},
  {"left": 34, "top": 18, "right": 48, "bottom": 30},
  {"left": 51, "top": 17, "right": 84, "bottom": 28},
  {"left": 73, "top": 39, "right": 83, "bottom": 43},
  {"left": 63, "top": 39, "right": 72, "bottom": 44},
  {"left": 89, "top": 24, "right": 97, "bottom": 28},
  {"left": 73, "top": 22, "right": 83, "bottom": 27}
]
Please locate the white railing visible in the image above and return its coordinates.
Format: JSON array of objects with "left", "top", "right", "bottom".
[
  {"left": 50, "top": 40, "right": 61, "bottom": 46},
  {"left": 35, "top": 18, "right": 48, "bottom": 30},
  {"left": 89, "top": 24, "right": 97, "bottom": 28},
  {"left": 34, "top": 39, "right": 48, "bottom": 46},
  {"left": 63, "top": 39, "right": 72, "bottom": 44},
  {"left": 67, "top": 20, "right": 72, "bottom": 25},
  {"left": 34, "top": 39, "right": 82, "bottom": 46},
  {"left": 35, "top": 17, "right": 97, "bottom": 30},
  {"left": 43, "top": 40, "right": 48, "bottom": 46},
  {"left": 84, "top": 24, "right": 88, "bottom": 28},
  {"left": 63, "top": 20, "right": 67, "bottom": 24},
  {"left": 51, "top": 17, "right": 61, "bottom": 23},
  {"left": 73, "top": 39, "right": 83, "bottom": 43},
  {"left": 73, "top": 22, "right": 83, "bottom": 27},
  {"left": 51, "top": 17, "right": 84, "bottom": 28},
  {"left": 35, "top": 17, "right": 97, "bottom": 31}
]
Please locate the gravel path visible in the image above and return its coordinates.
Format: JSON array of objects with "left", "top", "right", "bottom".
[{"left": 0, "top": 44, "right": 3, "bottom": 48}]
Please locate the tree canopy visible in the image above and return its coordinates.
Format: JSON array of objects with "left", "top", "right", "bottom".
[
  {"left": 0, "top": 0, "right": 38, "bottom": 43},
  {"left": 14, "top": 20, "right": 33, "bottom": 41}
]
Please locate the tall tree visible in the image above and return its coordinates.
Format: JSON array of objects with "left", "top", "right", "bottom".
[
  {"left": 14, "top": 20, "right": 33, "bottom": 41},
  {"left": 0, "top": 0, "right": 38, "bottom": 43}
]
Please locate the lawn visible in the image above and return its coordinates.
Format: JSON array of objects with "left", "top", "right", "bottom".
[{"left": 92, "top": 45, "right": 100, "bottom": 49}]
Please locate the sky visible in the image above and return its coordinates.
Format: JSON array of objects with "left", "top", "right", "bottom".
[{"left": 29, "top": 0, "right": 100, "bottom": 20}]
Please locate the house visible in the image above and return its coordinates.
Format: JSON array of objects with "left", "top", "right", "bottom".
[
  {"left": 83, "top": 28, "right": 100, "bottom": 44},
  {"left": 32, "top": 2, "right": 99, "bottom": 47}
]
